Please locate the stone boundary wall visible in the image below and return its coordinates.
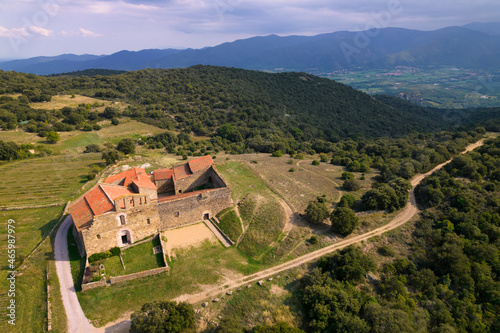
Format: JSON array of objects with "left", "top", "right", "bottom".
[
  {"left": 109, "top": 267, "right": 168, "bottom": 285},
  {"left": 81, "top": 279, "right": 107, "bottom": 292},
  {"left": 0, "top": 202, "right": 64, "bottom": 211}
]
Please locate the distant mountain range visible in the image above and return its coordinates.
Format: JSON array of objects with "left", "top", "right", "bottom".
[{"left": 2, "top": 22, "right": 500, "bottom": 75}]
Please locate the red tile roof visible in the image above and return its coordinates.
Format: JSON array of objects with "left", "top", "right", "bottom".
[
  {"left": 85, "top": 186, "right": 114, "bottom": 215},
  {"left": 100, "top": 184, "right": 135, "bottom": 201},
  {"left": 68, "top": 197, "right": 94, "bottom": 231},
  {"left": 173, "top": 163, "right": 192, "bottom": 180},
  {"left": 153, "top": 155, "right": 214, "bottom": 182},
  {"left": 188, "top": 155, "right": 214, "bottom": 173},
  {"left": 104, "top": 167, "right": 156, "bottom": 190},
  {"left": 154, "top": 168, "right": 174, "bottom": 181},
  {"left": 133, "top": 179, "right": 157, "bottom": 190}
]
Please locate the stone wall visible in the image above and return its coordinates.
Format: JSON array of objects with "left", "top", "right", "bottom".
[
  {"left": 156, "top": 178, "right": 174, "bottom": 195},
  {"left": 175, "top": 166, "right": 223, "bottom": 194},
  {"left": 81, "top": 279, "right": 106, "bottom": 292},
  {"left": 109, "top": 266, "right": 168, "bottom": 284},
  {"left": 81, "top": 194, "right": 161, "bottom": 256},
  {"left": 158, "top": 187, "right": 232, "bottom": 230}
]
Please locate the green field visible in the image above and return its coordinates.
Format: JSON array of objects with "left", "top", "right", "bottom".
[
  {"left": 323, "top": 67, "right": 500, "bottom": 109},
  {"left": 0, "top": 153, "right": 102, "bottom": 208}
]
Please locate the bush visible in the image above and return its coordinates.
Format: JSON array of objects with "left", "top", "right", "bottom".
[
  {"left": 116, "top": 138, "right": 136, "bottom": 155},
  {"left": 309, "top": 235, "right": 318, "bottom": 245},
  {"left": 289, "top": 167, "right": 295, "bottom": 172},
  {"left": 271, "top": 150, "right": 283, "bottom": 157},
  {"left": 341, "top": 171, "right": 355, "bottom": 180},
  {"left": 46, "top": 131, "right": 60, "bottom": 143},
  {"left": 343, "top": 179, "right": 360, "bottom": 191},
  {"left": 378, "top": 245, "right": 396, "bottom": 257},
  {"left": 312, "top": 160, "right": 320, "bottom": 166},
  {"left": 130, "top": 301, "right": 195, "bottom": 333},
  {"left": 330, "top": 207, "right": 359, "bottom": 236},
  {"left": 338, "top": 194, "right": 356, "bottom": 208},
  {"left": 111, "top": 117, "right": 119, "bottom": 125},
  {"left": 305, "top": 200, "right": 330, "bottom": 224},
  {"left": 88, "top": 251, "right": 110, "bottom": 263},
  {"left": 84, "top": 144, "right": 101, "bottom": 153}
]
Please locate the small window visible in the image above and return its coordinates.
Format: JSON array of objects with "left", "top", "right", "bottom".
[
  {"left": 120, "top": 215, "right": 126, "bottom": 225},
  {"left": 130, "top": 198, "right": 134, "bottom": 207},
  {"left": 174, "top": 211, "right": 180, "bottom": 217},
  {"left": 96, "top": 234, "right": 101, "bottom": 239},
  {"left": 179, "top": 190, "right": 182, "bottom": 193},
  {"left": 147, "top": 218, "right": 151, "bottom": 225}
]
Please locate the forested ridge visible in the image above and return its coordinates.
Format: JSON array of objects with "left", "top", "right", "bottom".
[{"left": 1, "top": 66, "right": 496, "bottom": 153}]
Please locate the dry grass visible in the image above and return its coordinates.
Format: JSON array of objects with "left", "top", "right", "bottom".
[
  {"left": 29, "top": 94, "right": 115, "bottom": 110},
  {"left": 219, "top": 155, "right": 343, "bottom": 212}
]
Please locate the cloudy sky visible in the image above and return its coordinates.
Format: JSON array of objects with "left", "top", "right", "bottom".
[{"left": 0, "top": 0, "right": 498, "bottom": 60}]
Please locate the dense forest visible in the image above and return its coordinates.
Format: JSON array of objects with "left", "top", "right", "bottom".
[{"left": 1, "top": 66, "right": 499, "bottom": 159}]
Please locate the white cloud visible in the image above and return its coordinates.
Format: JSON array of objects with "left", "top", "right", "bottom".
[
  {"left": 61, "top": 27, "right": 102, "bottom": 37},
  {"left": 28, "top": 26, "right": 53, "bottom": 36}
]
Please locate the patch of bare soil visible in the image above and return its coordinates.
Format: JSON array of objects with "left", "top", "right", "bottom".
[{"left": 162, "top": 223, "right": 217, "bottom": 259}]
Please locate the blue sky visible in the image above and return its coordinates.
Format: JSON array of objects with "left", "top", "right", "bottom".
[{"left": 0, "top": 0, "right": 498, "bottom": 60}]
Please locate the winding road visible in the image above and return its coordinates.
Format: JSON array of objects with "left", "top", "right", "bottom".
[{"left": 55, "top": 139, "right": 485, "bottom": 332}]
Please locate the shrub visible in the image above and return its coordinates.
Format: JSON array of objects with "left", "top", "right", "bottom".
[
  {"left": 341, "top": 171, "right": 355, "bottom": 180},
  {"left": 271, "top": 150, "right": 283, "bottom": 157},
  {"left": 309, "top": 235, "right": 318, "bottom": 245},
  {"left": 378, "top": 245, "right": 396, "bottom": 257},
  {"left": 88, "top": 248, "right": 120, "bottom": 263},
  {"left": 305, "top": 200, "right": 330, "bottom": 224},
  {"left": 116, "top": 138, "right": 136, "bottom": 155},
  {"left": 312, "top": 160, "right": 320, "bottom": 166},
  {"left": 289, "top": 167, "right": 295, "bottom": 172},
  {"left": 343, "top": 179, "right": 360, "bottom": 191},
  {"left": 330, "top": 207, "right": 359, "bottom": 236}
]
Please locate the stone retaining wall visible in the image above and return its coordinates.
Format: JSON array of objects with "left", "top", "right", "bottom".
[
  {"left": 109, "top": 267, "right": 168, "bottom": 284},
  {"left": 81, "top": 279, "right": 107, "bottom": 292}
]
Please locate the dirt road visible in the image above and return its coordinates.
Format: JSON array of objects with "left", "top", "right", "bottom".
[{"left": 57, "top": 139, "right": 485, "bottom": 331}]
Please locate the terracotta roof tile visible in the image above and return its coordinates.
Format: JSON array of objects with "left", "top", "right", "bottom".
[
  {"left": 85, "top": 186, "right": 114, "bottom": 215},
  {"left": 100, "top": 184, "right": 135, "bottom": 201},
  {"left": 154, "top": 168, "right": 173, "bottom": 181},
  {"left": 173, "top": 163, "right": 192, "bottom": 180},
  {"left": 133, "top": 178, "right": 157, "bottom": 190},
  {"left": 104, "top": 168, "right": 148, "bottom": 187},
  {"left": 68, "top": 197, "right": 93, "bottom": 232},
  {"left": 188, "top": 155, "right": 214, "bottom": 173}
]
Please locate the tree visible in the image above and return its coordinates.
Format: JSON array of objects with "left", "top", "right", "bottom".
[
  {"left": 338, "top": 194, "right": 356, "bottom": 208},
  {"left": 84, "top": 144, "right": 101, "bottom": 153},
  {"left": 46, "top": 131, "right": 60, "bottom": 143},
  {"left": 102, "top": 150, "right": 120, "bottom": 165},
  {"left": 130, "top": 301, "right": 195, "bottom": 333},
  {"left": 116, "top": 138, "right": 136, "bottom": 154},
  {"left": 305, "top": 200, "right": 330, "bottom": 224},
  {"left": 343, "top": 179, "right": 360, "bottom": 191},
  {"left": 318, "top": 246, "right": 376, "bottom": 283},
  {"left": 330, "top": 207, "right": 359, "bottom": 236},
  {"left": 341, "top": 171, "right": 355, "bottom": 180}
]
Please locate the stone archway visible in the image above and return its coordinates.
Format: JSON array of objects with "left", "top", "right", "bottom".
[{"left": 117, "top": 228, "right": 133, "bottom": 247}]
